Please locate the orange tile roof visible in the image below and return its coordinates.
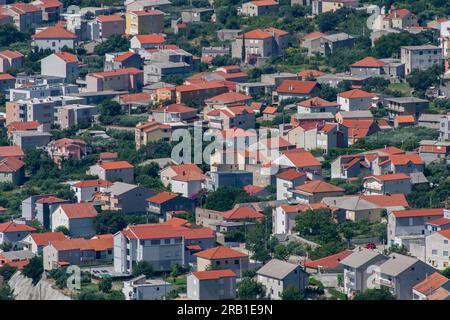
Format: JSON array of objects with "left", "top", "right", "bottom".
[
  {"left": 263, "top": 106, "right": 278, "bottom": 114},
  {"left": 192, "top": 269, "right": 237, "bottom": 280},
  {"left": 438, "top": 229, "right": 450, "bottom": 240},
  {"left": 413, "top": 272, "right": 449, "bottom": 295},
  {"left": 366, "top": 173, "right": 410, "bottom": 182},
  {"left": 0, "top": 146, "right": 25, "bottom": 158},
  {"left": 205, "top": 92, "right": 251, "bottom": 104},
  {"left": 34, "top": 0, "right": 63, "bottom": 9},
  {"left": 72, "top": 179, "right": 113, "bottom": 188},
  {"left": 91, "top": 67, "right": 142, "bottom": 78},
  {"left": 172, "top": 171, "right": 207, "bottom": 182},
  {"left": 195, "top": 246, "right": 248, "bottom": 260},
  {"left": 54, "top": 52, "right": 78, "bottom": 62},
  {"left": 339, "top": 89, "right": 375, "bottom": 99},
  {"left": 360, "top": 194, "right": 409, "bottom": 208},
  {"left": 260, "top": 137, "right": 293, "bottom": 149},
  {"left": 0, "top": 73, "right": 15, "bottom": 80},
  {"left": 374, "top": 146, "right": 405, "bottom": 155},
  {"left": 0, "top": 50, "right": 24, "bottom": 59},
  {"left": 251, "top": 0, "right": 278, "bottom": 6},
  {"left": 238, "top": 29, "right": 272, "bottom": 39},
  {"left": 96, "top": 15, "right": 124, "bottom": 22},
  {"left": 113, "top": 51, "right": 138, "bottom": 62},
  {"left": 304, "top": 249, "right": 353, "bottom": 269},
  {"left": 303, "top": 31, "right": 327, "bottom": 40},
  {"left": 0, "top": 221, "right": 35, "bottom": 233},
  {"left": 135, "top": 34, "right": 165, "bottom": 44},
  {"left": 98, "top": 161, "right": 134, "bottom": 170},
  {"left": 8, "top": 3, "right": 41, "bottom": 14},
  {"left": 296, "top": 180, "right": 344, "bottom": 194},
  {"left": 121, "top": 221, "right": 214, "bottom": 240},
  {"left": 153, "top": 103, "right": 196, "bottom": 113},
  {"left": 351, "top": 56, "right": 386, "bottom": 68},
  {"left": 276, "top": 80, "right": 319, "bottom": 94},
  {"left": 427, "top": 218, "right": 450, "bottom": 227},
  {"left": 298, "top": 97, "right": 338, "bottom": 108},
  {"left": 392, "top": 208, "right": 444, "bottom": 218},
  {"left": 386, "top": 8, "right": 413, "bottom": 19},
  {"left": 50, "top": 236, "right": 113, "bottom": 252},
  {"left": 298, "top": 69, "right": 326, "bottom": 79},
  {"left": 283, "top": 150, "right": 321, "bottom": 168},
  {"left": 32, "top": 26, "right": 77, "bottom": 39},
  {"left": 221, "top": 207, "right": 263, "bottom": 220},
  {"left": 280, "top": 202, "right": 328, "bottom": 214},
  {"left": 8, "top": 121, "right": 40, "bottom": 131},
  {"left": 175, "top": 80, "right": 229, "bottom": 93},
  {"left": 395, "top": 115, "right": 416, "bottom": 123},
  {"left": 29, "top": 232, "right": 67, "bottom": 246},
  {"left": 35, "top": 196, "right": 67, "bottom": 204},
  {"left": 389, "top": 154, "right": 424, "bottom": 166},
  {"left": 99, "top": 152, "right": 118, "bottom": 159},
  {"left": 169, "top": 164, "right": 203, "bottom": 175},
  {"left": 147, "top": 191, "right": 179, "bottom": 204},
  {"left": 276, "top": 168, "right": 306, "bottom": 181},
  {"left": 120, "top": 92, "right": 151, "bottom": 103},
  {"left": 60, "top": 203, "right": 98, "bottom": 219},
  {"left": 0, "top": 157, "right": 25, "bottom": 172},
  {"left": 243, "top": 185, "right": 264, "bottom": 196}
]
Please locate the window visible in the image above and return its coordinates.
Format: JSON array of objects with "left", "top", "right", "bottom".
[
  {"left": 444, "top": 251, "right": 449, "bottom": 257},
  {"left": 432, "top": 249, "right": 438, "bottom": 255}
]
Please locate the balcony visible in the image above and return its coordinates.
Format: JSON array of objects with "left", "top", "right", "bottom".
[{"left": 375, "top": 277, "right": 394, "bottom": 288}]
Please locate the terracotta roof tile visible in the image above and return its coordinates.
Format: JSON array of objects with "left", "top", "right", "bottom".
[
  {"left": 304, "top": 249, "right": 353, "bottom": 269},
  {"left": 339, "top": 89, "right": 375, "bottom": 99},
  {"left": 351, "top": 56, "right": 386, "bottom": 68},
  {"left": 60, "top": 203, "right": 98, "bottom": 219},
  {"left": 147, "top": 191, "right": 179, "bottom": 204},
  {"left": 0, "top": 221, "right": 35, "bottom": 233},
  {"left": 98, "top": 161, "right": 134, "bottom": 170},
  {"left": 392, "top": 208, "right": 444, "bottom": 218},
  {"left": 221, "top": 207, "right": 263, "bottom": 220},
  {"left": 32, "top": 26, "right": 76, "bottom": 39},
  {"left": 276, "top": 80, "right": 319, "bottom": 94},
  {"left": 192, "top": 269, "right": 237, "bottom": 280},
  {"left": 0, "top": 157, "right": 25, "bottom": 172},
  {"left": 195, "top": 246, "right": 248, "bottom": 259},
  {"left": 296, "top": 180, "right": 344, "bottom": 194}
]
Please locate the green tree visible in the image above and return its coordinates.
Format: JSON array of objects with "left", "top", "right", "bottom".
[
  {"left": 94, "top": 211, "right": 127, "bottom": 235},
  {"left": 98, "top": 277, "right": 113, "bottom": 293},
  {"left": 94, "top": 34, "right": 130, "bottom": 55},
  {"left": 237, "top": 277, "right": 266, "bottom": 300},
  {"left": 106, "top": 290, "right": 125, "bottom": 300},
  {"left": 77, "top": 287, "right": 106, "bottom": 300},
  {"left": 273, "top": 244, "right": 289, "bottom": 260},
  {"left": 21, "top": 256, "right": 43, "bottom": 285},
  {"left": 132, "top": 261, "right": 154, "bottom": 278},
  {"left": 0, "top": 284, "right": 15, "bottom": 300},
  {"left": 205, "top": 187, "right": 259, "bottom": 211},
  {"left": 354, "top": 288, "right": 396, "bottom": 300},
  {"left": 281, "top": 285, "right": 304, "bottom": 300},
  {"left": 406, "top": 65, "right": 443, "bottom": 97},
  {"left": 99, "top": 100, "right": 122, "bottom": 117},
  {"left": 0, "top": 265, "right": 18, "bottom": 281},
  {"left": 54, "top": 226, "right": 71, "bottom": 236},
  {"left": 442, "top": 266, "right": 450, "bottom": 279}
]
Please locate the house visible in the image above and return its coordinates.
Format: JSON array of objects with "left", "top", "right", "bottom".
[
  {"left": 187, "top": 269, "right": 237, "bottom": 300},
  {"left": 51, "top": 203, "right": 98, "bottom": 238},
  {"left": 89, "top": 160, "right": 135, "bottom": 183},
  {"left": 383, "top": 97, "right": 429, "bottom": 119},
  {"left": 425, "top": 229, "right": 450, "bottom": 270},
  {"left": 322, "top": 193, "right": 409, "bottom": 222},
  {"left": 41, "top": 52, "right": 79, "bottom": 83},
  {"left": 363, "top": 173, "right": 412, "bottom": 196},
  {"left": 125, "top": 0, "right": 172, "bottom": 12},
  {"left": 125, "top": 9, "right": 164, "bottom": 35},
  {"left": 243, "top": 185, "right": 271, "bottom": 198},
  {"left": 206, "top": 105, "right": 256, "bottom": 130},
  {"left": 335, "top": 110, "right": 373, "bottom": 123},
  {"left": 46, "top": 138, "right": 87, "bottom": 167},
  {"left": 401, "top": 45, "right": 443, "bottom": 75},
  {"left": 418, "top": 140, "right": 450, "bottom": 164},
  {"left": 151, "top": 103, "right": 197, "bottom": 124},
  {"left": 208, "top": 171, "right": 253, "bottom": 191},
  {"left": 273, "top": 80, "right": 320, "bottom": 104},
  {"left": 86, "top": 68, "right": 144, "bottom": 92},
  {"left": 113, "top": 219, "right": 215, "bottom": 273},
  {"left": 195, "top": 207, "right": 263, "bottom": 230},
  {"left": 43, "top": 235, "right": 113, "bottom": 270},
  {"left": 394, "top": 115, "right": 416, "bottom": 128},
  {"left": 256, "top": 259, "right": 309, "bottom": 300},
  {"left": 241, "top": 0, "right": 279, "bottom": 16},
  {"left": 301, "top": 32, "right": 355, "bottom": 56},
  {"left": 276, "top": 169, "right": 307, "bottom": 201},
  {"left": 135, "top": 121, "right": 171, "bottom": 149},
  {"left": 376, "top": 253, "right": 436, "bottom": 300},
  {"left": 343, "top": 119, "right": 380, "bottom": 145},
  {"left": 337, "top": 89, "right": 375, "bottom": 112},
  {"left": 1, "top": 2, "right": 42, "bottom": 31},
  {"left": 118, "top": 92, "right": 151, "bottom": 111},
  {"left": 350, "top": 56, "right": 405, "bottom": 79},
  {"left": 204, "top": 92, "right": 252, "bottom": 111},
  {"left": 105, "top": 52, "right": 142, "bottom": 71},
  {"left": 297, "top": 69, "right": 326, "bottom": 81},
  {"left": 21, "top": 194, "right": 67, "bottom": 227},
  {"left": 418, "top": 114, "right": 445, "bottom": 130},
  {"left": 0, "top": 157, "right": 25, "bottom": 185},
  {"left": 413, "top": 272, "right": 450, "bottom": 300},
  {"left": 95, "top": 15, "right": 125, "bottom": 38},
  {"left": 99, "top": 152, "right": 118, "bottom": 163},
  {"left": 71, "top": 179, "right": 113, "bottom": 203},
  {"left": 0, "top": 73, "right": 15, "bottom": 92},
  {"left": 98, "top": 182, "right": 155, "bottom": 214},
  {"left": 123, "top": 276, "right": 173, "bottom": 300},
  {"left": 292, "top": 180, "right": 345, "bottom": 204},
  {"left": 0, "top": 221, "right": 36, "bottom": 247},
  {"left": 195, "top": 246, "right": 249, "bottom": 277},
  {"left": 181, "top": 7, "right": 214, "bottom": 22},
  {"left": 371, "top": 153, "right": 425, "bottom": 177},
  {"left": 0, "top": 250, "right": 35, "bottom": 269},
  {"left": 55, "top": 104, "right": 98, "bottom": 129},
  {"left": 387, "top": 208, "right": 444, "bottom": 255},
  {"left": 147, "top": 191, "right": 195, "bottom": 222},
  {"left": 157, "top": 81, "right": 230, "bottom": 105},
  {"left": 312, "top": 0, "right": 359, "bottom": 15},
  {"left": 373, "top": 8, "right": 418, "bottom": 31},
  {"left": 0, "top": 50, "right": 24, "bottom": 73},
  {"left": 21, "top": 231, "right": 67, "bottom": 255},
  {"left": 171, "top": 170, "right": 208, "bottom": 199},
  {"left": 30, "top": 0, "right": 63, "bottom": 22},
  {"left": 440, "top": 114, "right": 450, "bottom": 141},
  {"left": 12, "top": 131, "right": 52, "bottom": 149},
  {"left": 296, "top": 97, "right": 339, "bottom": 114},
  {"left": 340, "top": 248, "right": 389, "bottom": 298},
  {"left": 160, "top": 163, "right": 203, "bottom": 187},
  {"left": 6, "top": 121, "right": 43, "bottom": 140},
  {"left": 304, "top": 249, "right": 353, "bottom": 274},
  {"left": 273, "top": 203, "right": 328, "bottom": 235},
  {"left": 130, "top": 34, "right": 166, "bottom": 49},
  {"left": 32, "top": 25, "right": 77, "bottom": 52},
  {"left": 231, "top": 27, "right": 289, "bottom": 66},
  {"left": 274, "top": 149, "right": 322, "bottom": 176}
]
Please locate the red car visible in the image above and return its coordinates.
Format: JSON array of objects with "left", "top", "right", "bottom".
[{"left": 365, "top": 243, "right": 377, "bottom": 249}]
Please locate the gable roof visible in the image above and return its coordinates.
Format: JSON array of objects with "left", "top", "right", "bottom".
[
  {"left": 172, "top": 171, "right": 207, "bottom": 182},
  {"left": 0, "top": 157, "right": 25, "bottom": 172},
  {"left": 135, "top": 34, "right": 165, "bottom": 44},
  {"left": 413, "top": 272, "right": 450, "bottom": 298},
  {"left": 29, "top": 232, "right": 67, "bottom": 246},
  {"left": 295, "top": 180, "right": 344, "bottom": 194},
  {"left": 338, "top": 89, "right": 375, "bottom": 99},
  {"left": 205, "top": 92, "right": 251, "bottom": 104},
  {"left": 195, "top": 246, "right": 248, "bottom": 260},
  {"left": 221, "top": 207, "right": 263, "bottom": 220},
  {"left": 54, "top": 52, "right": 78, "bottom": 62},
  {"left": 192, "top": 269, "right": 237, "bottom": 280},
  {"left": 0, "top": 50, "right": 24, "bottom": 59},
  {"left": 276, "top": 168, "right": 307, "bottom": 181},
  {"left": 168, "top": 163, "right": 203, "bottom": 175},
  {"left": 32, "top": 26, "right": 77, "bottom": 39},
  {"left": 72, "top": 179, "right": 113, "bottom": 188},
  {"left": 303, "top": 31, "right": 328, "bottom": 40},
  {"left": 305, "top": 249, "right": 353, "bottom": 269},
  {"left": 0, "top": 146, "right": 25, "bottom": 158},
  {"left": 395, "top": 115, "right": 416, "bottom": 123},
  {"left": 276, "top": 80, "right": 319, "bottom": 94},
  {"left": 147, "top": 191, "right": 179, "bottom": 204},
  {"left": 365, "top": 173, "right": 410, "bottom": 182},
  {"left": 153, "top": 103, "right": 196, "bottom": 113},
  {"left": 257, "top": 259, "right": 299, "bottom": 279},
  {"left": 113, "top": 51, "right": 138, "bottom": 62},
  {"left": 251, "top": 0, "right": 278, "bottom": 6},
  {"left": 351, "top": 56, "right": 386, "bottom": 68},
  {"left": 392, "top": 208, "right": 444, "bottom": 218},
  {"left": 282, "top": 150, "right": 321, "bottom": 168},
  {"left": 298, "top": 97, "right": 338, "bottom": 108},
  {"left": 96, "top": 15, "right": 124, "bottom": 22},
  {"left": 60, "top": 203, "right": 98, "bottom": 219},
  {"left": 0, "top": 221, "right": 35, "bottom": 233},
  {"left": 98, "top": 161, "right": 134, "bottom": 170}
]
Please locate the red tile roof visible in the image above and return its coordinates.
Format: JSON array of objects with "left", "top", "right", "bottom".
[
  {"left": 221, "top": 207, "right": 263, "bottom": 220},
  {"left": 263, "top": 106, "right": 278, "bottom": 114},
  {"left": 298, "top": 97, "right": 338, "bottom": 108},
  {"left": 0, "top": 157, "right": 25, "bottom": 172},
  {"left": 298, "top": 69, "right": 326, "bottom": 79},
  {"left": 120, "top": 92, "right": 151, "bottom": 103},
  {"left": 8, "top": 3, "right": 41, "bottom": 14},
  {"left": 395, "top": 115, "right": 415, "bottom": 123},
  {"left": 205, "top": 92, "right": 251, "bottom": 104},
  {"left": 303, "top": 31, "right": 327, "bottom": 40},
  {"left": 351, "top": 56, "right": 386, "bottom": 68},
  {"left": 339, "top": 89, "right": 375, "bottom": 99},
  {"left": 280, "top": 203, "right": 328, "bottom": 214},
  {"left": 0, "top": 73, "right": 15, "bottom": 80},
  {"left": 296, "top": 180, "right": 344, "bottom": 194},
  {"left": 172, "top": 171, "right": 207, "bottom": 182},
  {"left": 99, "top": 152, "right": 118, "bottom": 160},
  {"left": 283, "top": 150, "right": 321, "bottom": 168},
  {"left": 195, "top": 246, "right": 248, "bottom": 260},
  {"left": 392, "top": 208, "right": 444, "bottom": 218},
  {"left": 50, "top": 236, "right": 113, "bottom": 252},
  {"left": 32, "top": 26, "right": 77, "bottom": 39},
  {"left": 72, "top": 179, "right": 113, "bottom": 188},
  {"left": 276, "top": 80, "right": 319, "bottom": 94},
  {"left": 33, "top": 0, "right": 63, "bottom": 9},
  {"left": 169, "top": 164, "right": 203, "bottom": 175},
  {"left": 121, "top": 220, "right": 214, "bottom": 240},
  {"left": 35, "top": 196, "right": 67, "bottom": 204},
  {"left": 304, "top": 249, "right": 353, "bottom": 269},
  {"left": 389, "top": 154, "right": 424, "bottom": 166},
  {"left": 359, "top": 194, "right": 409, "bottom": 208},
  {"left": 0, "top": 221, "right": 35, "bottom": 233},
  {"left": 238, "top": 29, "right": 272, "bottom": 39},
  {"left": 54, "top": 52, "right": 78, "bottom": 63},
  {"left": 192, "top": 269, "right": 237, "bottom": 280},
  {"left": 113, "top": 51, "right": 138, "bottom": 62},
  {"left": 91, "top": 67, "right": 142, "bottom": 78},
  {"left": 60, "top": 203, "right": 98, "bottom": 219},
  {"left": 7, "top": 121, "right": 40, "bottom": 131},
  {"left": 386, "top": 8, "right": 413, "bottom": 19},
  {"left": 276, "top": 169, "right": 306, "bottom": 181},
  {"left": 413, "top": 272, "right": 449, "bottom": 295},
  {"left": 147, "top": 191, "right": 179, "bottom": 204},
  {"left": 366, "top": 173, "right": 410, "bottom": 182},
  {"left": 243, "top": 185, "right": 264, "bottom": 196},
  {"left": 96, "top": 15, "right": 124, "bottom": 22},
  {"left": 29, "top": 232, "right": 67, "bottom": 246},
  {"left": 0, "top": 146, "right": 24, "bottom": 158},
  {"left": 427, "top": 218, "right": 450, "bottom": 227},
  {"left": 135, "top": 34, "right": 165, "bottom": 44},
  {"left": 0, "top": 50, "right": 23, "bottom": 59},
  {"left": 98, "top": 161, "right": 134, "bottom": 170},
  {"left": 251, "top": 0, "right": 278, "bottom": 5},
  {"left": 153, "top": 103, "right": 196, "bottom": 113}
]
